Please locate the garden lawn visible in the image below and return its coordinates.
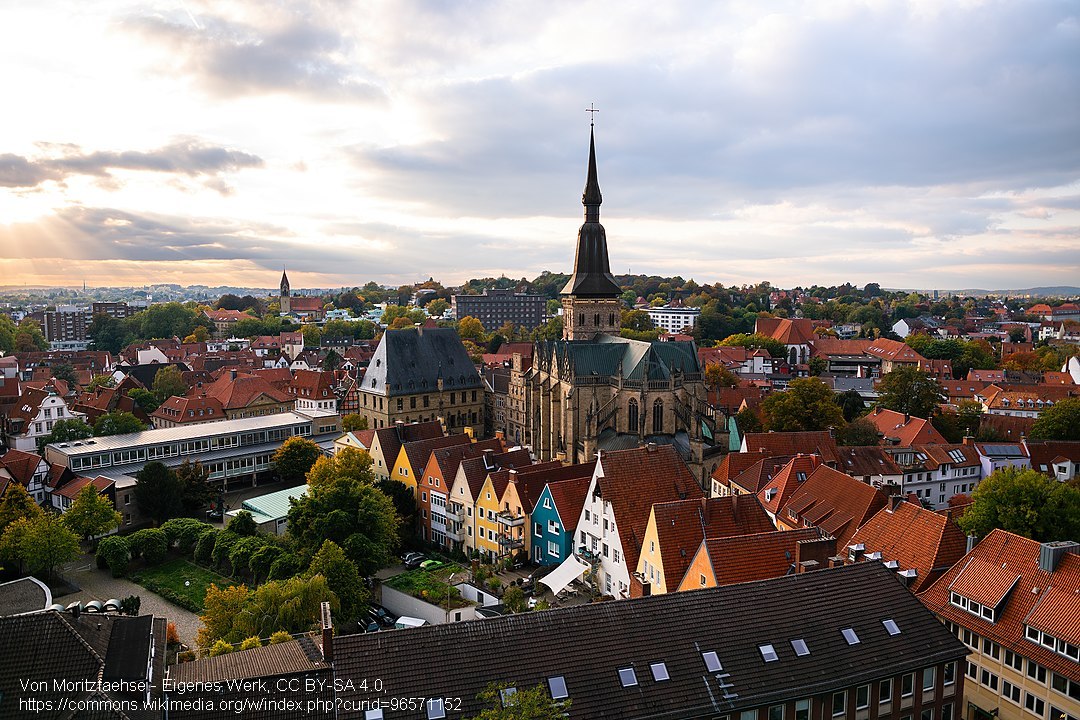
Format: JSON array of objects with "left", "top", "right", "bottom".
[
  {"left": 384, "top": 564, "right": 470, "bottom": 609},
  {"left": 130, "top": 558, "right": 233, "bottom": 613}
]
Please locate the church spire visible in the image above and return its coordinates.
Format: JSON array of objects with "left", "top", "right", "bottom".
[{"left": 561, "top": 122, "right": 621, "bottom": 299}]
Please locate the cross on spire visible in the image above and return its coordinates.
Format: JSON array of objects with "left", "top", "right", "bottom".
[{"left": 586, "top": 102, "right": 599, "bottom": 127}]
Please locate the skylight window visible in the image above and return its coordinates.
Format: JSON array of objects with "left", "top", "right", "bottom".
[
  {"left": 499, "top": 687, "right": 517, "bottom": 706},
  {"left": 883, "top": 619, "right": 901, "bottom": 636},
  {"left": 702, "top": 651, "right": 723, "bottom": 672},
  {"left": 842, "top": 628, "right": 861, "bottom": 645},
  {"left": 759, "top": 644, "right": 779, "bottom": 662},
  {"left": 791, "top": 639, "right": 810, "bottom": 656},
  {"left": 650, "top": 662, "right": 670, "bottom": 681},
  {"left": 548, "top": 676, "right": 568, "bottom": 700},
  {"left": 364, "top": 711, "right": 384, "bottom": 720},
  {"left": 619, "top": 667, "right": 638, "bottom": 687},
  {"left": 426, "top": 698, "right": 446, "bottom": 719}
]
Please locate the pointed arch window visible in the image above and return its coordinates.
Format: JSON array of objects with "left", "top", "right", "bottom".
[
  {"left": 609, "top": 313, "right": 615, "bottom": 326},
  {"left": 628, "top": 398, "right": 639, "bottom": 434},
  {"left": 579, "top": 313, "right": 585, "bottom": 326},
  {"left": 594, "top": 313, "right": 601, "bottom": 326},
  {"left": 653, "top": 399, "right": 664, "bottom": 434}
]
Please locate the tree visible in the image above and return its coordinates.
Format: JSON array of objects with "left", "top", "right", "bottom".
[
  {"left": 704, "top": 364, "right": 739, "bottom": 390},
  {"left": 87, "top": 314, "right": 129, "bottom": 353},
  {"left": 957, "top": 467, "right": 1080, "bottom": 542},
  {"left": 469, "top": 682, "right": 570, "bottom": 720},
  {"left": 96, "top": 535, "right": 130, "bottom": 577},
  {"left": 876, "top": 367, "right": 945, "bottom": 419},
  {"left": 51, "top": 363, "right": 78, "bottom": 386},
  {"left": 226, "top": 510, "right": 259, "bottom": 537},
  {"left": 184, "top": 326, "right": 211, "bottom": 343},
  {"left": 458, "top": 316, "right": 486, "bottom": 341},
  {"left": 718, "top": 332, "right": 787, "bottom": 358},
  {"left": 1030, "top": 398, "right": 1080, "bottom": 441},
  {"left": 63, "top": 483, "right": 121, "bottom": 543},
  {"left": 133, "top": 462, "right": 183, "bottom": 526},
  {"left": 272, "top": 436, "right": 324, "bottom": 483},
  {"left": 0, "top": 483, "right": 44, "bottom": 532},
  {"left": 173, "top": 460, "right": 214, "bottom": 516},
  {"left": 15, "top": 319, "right": 48, "bottom": 351},
  {"left": 836, "top": 418, "right": 881, "bottom": 446},
  {"left": 735, "top": 407, "right": 763, "bottom": 435},
  {"left": 151, "top": 365, "right": 187, "bottom": 403},
  {"left": 11, "top": 513, "right": 79, "bottom": 579},
  {"left": 301, "top": 324, "right": 322, "bottom": 348},
  {"left": 138, "top": 302, "right": 201, "bottom": 340},
  {"left": 762, "top": 378, "right": 845, "bottom": 432},
  {"left": 130, "top": 528, "right": 169, "bottom": 565},
  {"left": 621, "top": 309, "right": 654, "bottom": 332},
  {"left": 86, "top": 374, "right": 116, "bottom": 392},
  {"left": 93, "top": 411, "right": 147, "bottom": 436},
  {"left": 38, "top": 418, "right": 93, "bottom": 452},
  {"left": 342, "top": 414, "right": 368, "bottom": 432},
  {"left": 127, "top": 388, "right": 160, "bottom": 414},
  {"left": 322, "top": 348, "right": 342, "bottom": 371},
  {"left": 308, "top": 540, "right": 367, "bottom": 621},
  {"left": 808, "top": 357, "right": 828, "bottom": 377},
  {"left": 197, "top": 575, "right": 336, "bottom": 649},
  {"left": 0, "top": 314, "right": 16, "bottom": 353},
  {"left": 837, "top": 389, "right": 865, "bottom": 422},
  {"left": 426, "top": 298, "right": 450, "bottom": 317}
]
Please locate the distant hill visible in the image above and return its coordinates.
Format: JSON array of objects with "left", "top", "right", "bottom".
[{"left": 950, "top": 286, "right": 1080, "bottom": 297}]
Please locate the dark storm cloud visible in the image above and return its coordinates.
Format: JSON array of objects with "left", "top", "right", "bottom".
[
  {"left": 0, "top": 140, "right": 263, "bottom": 189},
  {"left": 124, "top": 10, "right": 384, "bottom": 102}
]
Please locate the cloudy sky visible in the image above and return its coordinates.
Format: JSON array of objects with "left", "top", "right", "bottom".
[{"left": 2, "top": 1, "right": 1078, "bottom": 292}]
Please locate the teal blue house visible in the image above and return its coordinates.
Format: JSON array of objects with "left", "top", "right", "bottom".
[{"left": 529, "top": 475, "right": 591, "bottom": 565}]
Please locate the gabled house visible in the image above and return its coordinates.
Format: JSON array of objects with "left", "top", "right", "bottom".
[
  {"left": 288, "top": 369, "right": 338, "bottom": 413},
  {"left": 471, "top": 448, "right": 534, "bottom": 561},
  {"left": 679, "top": 527, "right": 832, "bottom": 591},
  {"left": 531, "top": 470, "right": 593, "bottom": 566},
  {"left": 2, "top": 384, "right": 86, "bottom": 452},
  {"left": 634, "top": 494, "right": 775, "bottom": 596},
  {"left": 198, "top": 370, "right": 295, "bottom": 420},
  {"left": 865, "top": 407, "right": 949, "bottom": 446},
  {"left": 709, "top": 450, "right": 771, "bottom": 497},
  {"left": 492, "top": 460, "right": 565, "bottom": 560},
  {"left": 366, "top": 420, "right": 444, "bottom": 480},
  {"left": 756, "top": 317, "right": 816, "bottom": 365},
  {"left": 150, "top": 394, "right": 226, "bottom": 428},
  {"left": 52, "top": 475, "right": 115, "bottom": 515},
  {"left": 731, "top": 454, "right": 798, "bottom": 497},
  {"left": 575, "top": 444, "right": 704, "bottom": 599},
  {"left": 918, "top": 531, "right": 1080, "bottom": 720},
  {"left": 883, "top": 443, "right": 982, "bottom": 509},
  {"left": 390, "top": 433, "right": 472, "bottom": 500},
  {"left": 865, "top": 338, "right": 929, "bottom": 373},
  {"left": 741, "top": 430, "right": 842, "bottom": 466},
  {"left": 836, "top": 445, "right": 903, "bottom": 488},
  {"left": 776, "top": 464, "right": 888, "bottom": 548},
  {"left": 847, "top": 499, "right": 968, "bottom": 592},
  {"left": 0, "top": 448, "right": 50, "bottom": 504},
  {"left": 418, "top": 438, "right": 504, "bottom": 547},
  {"left": 1025, "top": 440, "right": 1080, "bottom": 482},
  {"left": 756, "top": 455, "right": 824, "bottom": 520}
]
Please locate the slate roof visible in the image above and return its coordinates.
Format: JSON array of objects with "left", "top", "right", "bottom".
[
  {"left": 919, "top": 530, "right": 1080, "bottom": 682},
  {"left": 1027, "top": 440, "right": 1080, "bottom": 475},
  {"left": 561, "top": 127, "right": 622, "bottom": 298},
  {"left": 651, "top": 495, "right": 775, "bottom": 589},
  {"left": 848, "top": 500, "right": 968, "bottom": 592},
  {"left": 360, "top": 327, "right": 481, "bottom": 398},
  {"left": 692, "top": 527, "right": 826, "bottom": 588},
  {"left": 535, "top": 334, "right": 700, "bottom": 382},
  {"left": 596, "top": 445, "right": 704, "bottom": 573},
  {"left": 837, "top": 446, "right": 902, "bottom": 478},
  {"left": 0, "top": 577, "right": 50, "bottom": 616},
  {"left": 334, "top": 562, "right": 968, "bottom": 720},
  {"left": 779, "top": 465, "right": 888, "bottom": 548},
  {"left": 372, "top": 420, "right": 444, "bottom": 472}
]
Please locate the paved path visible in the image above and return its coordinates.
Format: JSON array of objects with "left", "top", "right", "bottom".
[{"left": 61, "top": 555, "right": 203, "bottom": 650}]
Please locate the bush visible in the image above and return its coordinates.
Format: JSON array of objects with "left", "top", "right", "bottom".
[
  {"left": 249, "top": 545, "right": 284, "bottom": 582},
  {"left": 239, "top": 636, "right": 262, "bottom": 650},
  {"left": 268, "top": 553, "right": 304, "bottom": 581},
  {"left": 225, "top": 510, "right": 258, "bottom": 537},
  {"left": 194, "top": 529, "right": 219, "bottom": 565},
  {"left": 211, "top": 532, "right": 241, "bottom": 572},
  {"left": 120, "top": 595, "right": 141, "bottom": 617},
  {"left": 268, "top": 630, "right": 292, "bottom": 645},
  {"left": 96, "top": 552, "right": 108, "bottom": 570},
  {"left": 166, "top": 622, "right": 180, "bottom": 645},
  {"left": 162, "top": 518, "right": 211, "bottom": 554},
  {"left": 131, "top": 528, "right": 168, "bottom": 565},
  {"left": 97, "top": 536, "right": 130, "bottom": 577},
  {"left": 177, "top": 650, "right": 196, "bottom": 663},
  {"left": 208, "top": 639, "right": 233, "bottom": 657}
]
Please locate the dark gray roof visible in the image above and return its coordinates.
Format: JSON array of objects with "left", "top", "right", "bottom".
[
  {"left": 0, "top": 577, "right": 50, "bottom": 616},
  {"left": 562, "top": 127, "right": 621, "bottom": 298},
  {"left": 103, "top": 614, "right": 154, "bottom": 681},
  {"left": 359, "top": 328, "right": 482, "bottom": 398},
  {"left": 169, "top": 637, "right": 328, "bottom": 683},
  {"left": 334, "top": 562, "right": 968, "bottom": 720},
  {"left": 536, "top": 334, "right": 701, "bottom": 381}
]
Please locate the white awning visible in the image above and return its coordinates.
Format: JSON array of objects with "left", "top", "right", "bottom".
[{"left": 540, "top": 554, "right": 591, "bottom": 596}]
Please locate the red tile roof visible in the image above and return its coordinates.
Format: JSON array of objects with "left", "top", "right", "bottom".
[
  {"left": 457, "top": 447, "right": 531, "bottom": 499},
  {"left": 545, "top": 474, "right": 592, "bottom": 529},
  {"left": 1026, "top": 441, "right": 1080, "bottom": 476},
  {"left": 711, "top": 451, "right": 772, "bottom": 489},
  {"left": 199, "top": 372, "right": 292, "bottom": 410},
  {"left": 55, "top": 475, "right": 113, "bottom": 500},
  {"left": 0, "top": 449, "right": 44, "bottom": 486},
  {"left": 694, "top": 528, "right": 826, "bottom": 587},
  {"left": 848, "top": 500, "right": 968, "bottom": 592},
  {"left": 502, "top": 461, "right": 589, "bottom": 514},
  {"left": 865, "top": 408, "right": 948, "bottom": 446},
  {"left": 756, "top": 317, "right": 816, "bottom": 345},
  {"left": 373, "top": 421, "right": 444, "bottom": 472},
  {"left": 919, "top": 530, "right": 1080, "bottom": 682},
  {"left": 837, "top": 445, "right": 902, "bottom": 477},
  {"left": 779, "top": 465, "right": 888, "bottom": 548},
  {"left": 401, "top": 434, "right": 472, "bottom": 480},
  {"left": 731, "top": 455, "right": 796, "bottom": 496},
  {"left": 150, "top": 394, "right": 225, "bottom": 424},
  {"left": 756, "top": 455, "right": 823, "bottom": 516},
  {"left": 977, "top": 414, "right": 1035, "bottom": 441},
  {"left": 865, "top": 338, "right": 927, "bottom": 364},
  {"left": 742, "top": 431, "right": 841, "bottom": 464},
  {"left": 808, "top": 338, "right": 873, "bottom": 358},
  {"left": 595, "top": 445, "right": 705, "bottom": 573}
]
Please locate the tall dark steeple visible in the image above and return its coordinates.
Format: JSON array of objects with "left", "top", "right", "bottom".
[
  {"left": 279, "top": 266, "right": 291, "bottom": 316},
  {"left": 561, "top": 126, "right": 621, "bottom": 298}
]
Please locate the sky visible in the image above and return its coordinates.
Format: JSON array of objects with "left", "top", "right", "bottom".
[{"left": 1, "top": 0, "right": 1078, "bottom": 292}]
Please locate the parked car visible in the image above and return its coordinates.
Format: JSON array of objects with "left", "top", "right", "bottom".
[
  {"left": 402, "top": 552, "right": 425, "bottom": 569},
  {"left": 369, "top": 605, "right": 395, "bottom": 627},
  {"left": 419, "top": 559, "right": 445, "bottom": 571}
]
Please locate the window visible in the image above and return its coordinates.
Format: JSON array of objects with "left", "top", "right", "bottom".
[
  {"left": 1025, "top": 693, "right": 1045, "bottom": 717},
  {"left": 1051, "top": 673, "right": 1080, "bottom": 702},
  {"left": 1027, "top": 661, "right": 1047, "bottom": 684},
  {"left": 652, "top": 399, "right": 664, "bottom": 433},
  {"left": 426, "top": 698, "right": 446, "bottom": 719},
  {"left": 791, "top": 639, "right": 810, "bottom": 656},
  {"left": 879, "top": 679, "right": 893, "bottom": 705},
  {"left": 796, "top": 699, "right": 811, "bottom": 720},
  {"left": 982, "top": 638, "right": 1000, "bottom": 659},
  {"left": 614, "top": 549, "right": 620, "bottom": 564},
  {"left": 1004, "top": 649, "right": 1023, "bottom": 671},
  {"left": 365, "top": 710, "right": 384, "bottom": 720},
  {"left": 833, "top": 691, "right": 847, "bottom": 717},
  {"left": 650, "top": 662, "right": 669, "bottom": 681},
  {"left": 966, "top": 661, "right": 977, "bottom": 679},
  {"left": 700, "top": 574, "right": 707, "bottom": 587},
  {"left": 1003, "top": 681, "right": 1022, "bottom": 704},
  {"left": 883, "top": 619, "right": 901, "bottom": 635},
  {"left": 842, "top": 627, "right": 860, "bottom": 645},
  {"left": 628, "top": 398, "right": 639, "bottom": 432},
  {"left": 923, "top": 667, "right": 936, "bottom": 692},
  {"left": 741, "top": 712, "right": 757, "bottom": 720},
  {"left": 902, "top": 674, "right": 914, "bottom": 697},
  {"left": 856, "top": 685, "right": 870, "bottom": 710},
  {"left": 548, "top": 676, "right": 568, "bottom": 700},
  {"left": 943, "top": 662, "right": 955, "bottom": 686},
  {"left": 759, "top": 644, "right": 778, "bottom": 662},
  {"left": 921, "top": 710, "right": 934, "bottom": 720},
  {"left": 770, "top": 706, "right": 785, "bottom": 720},
  {"left": 980, "top": 669, "right": 998, "bottom": 691},
  {"left": 702, "top": 651, "right": 722, "bottom": 672},
  {"left": 618, "top": 667, "right": 638, "bottom": 687},
  {"left": 499, "top": 687, "right": 517, "bottom": 706}
]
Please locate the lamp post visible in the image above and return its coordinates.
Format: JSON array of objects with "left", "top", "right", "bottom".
[{"left": 446, "top": 573, "right": 456, "bottom": 622}]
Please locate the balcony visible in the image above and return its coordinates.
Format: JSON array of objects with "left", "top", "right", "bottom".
[
  {"left": 445, "top": 527, "right": 464, "bottom": 543},
  {"left": 445, "top": 505, "right": 464, "bottom": 523},
  {"left": 496, "top": 512, "right": 525, "bottom": 528},
  {"left": 498, "top": 534, "right": 525, "bottom": 550}
]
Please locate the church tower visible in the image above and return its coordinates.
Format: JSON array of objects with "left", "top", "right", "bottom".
[
  {"left": 279, "top": 267, "right": 291, "bottom": 315},
  {"left": 561, "top": 126, "right": 623, "bottom": 340}
]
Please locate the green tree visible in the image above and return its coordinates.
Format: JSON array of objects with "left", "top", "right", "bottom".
[
  {"left": 272, "top": 436, "right": 324, "bottom": 483},
  {"left": 11, "top": 513, "right": 79, "bottom": 579},
  {"left": 151, "top": 365, "right": 187, "bottom": 403},
  {"left": 38, "top": 418, "right": 93, "bottom": 452},
  {"left": 836, "top": 417, "right": 881, "bottom": 446},
  {"left": 1030, "top": 398, "right": 1080, "bottom": 441},
  {"left": 127, "top": 388, "right": 160, "bottom": 414},
  {"left": 0, "top": 314, "right": 17, "bottom": 353},
  {"left": 469, "top": 682, "right": 570, "bottom": 720},
  {"left": 96, "top": 535, "right": 130, "bottom": 577},
  {"left": 15, "top": 319, "right": 48, "bottom": 351},
  {"left": 458, "top": 316, "right": 486, "bottom": 341},
  {"left": 0, "top": 483, "right": 44, "bottom": 532},
  {"left": 63, "top": 483, "right": 121, "bottom": 543},
  {"left": 808, "top": 357, "right": 827, "bottom": 377},
  {"left": 130, "top": 527, "right": 169, "bottom": 565},
  {"left": 197, "top": 575, "right": 336, "bottom": 649},
  {"left": 86, "top": 373, "right": 116, "bottom": 391},
  {"left": 875, "top": 367, "right": 945, "bottom": 419},
  {"left": 762, "top": 378, "right": 845, "bottom": 432},
  {"left": 308, "top": 539, "right": 367, "bottom": 621},
  {"left": 175, "top": 460, "right": 214, "bottom": 516},
  {"left": 735, "top": 407, "right": 763, "bottom": 435},
  {"left": 958, "top": 467, "right": 1080, "bottom": 541},
  {"left": 342, "top": 413, "right": 369, "bottom": 432},
  {"left": 704, "top": 364, "right": 739, "bottom": 390},
  {"left": 133, "top": 462, "right": 183, "bottom": 526},
  {"left": 301, "top": 324, "right": 322, "bottom": 348},
  {"left": 426, "top": 298, "right": 450, "bottom": 317},
  {"left": 837, "top": 389, "right": 866, "bottom": 422},
  {"left": 621, "top": 309, "right": 654, "bottom": 332},
  {"left": 51, "top": 363, "right": 78, "bottom": 386},
  {"left": 138, "top": 302, "right": 202, "bottom": 340},
  {"left": 93, "top": 410, "right": 147, "bottom": 436},
  {"left": 226, "top": 510, "right": 259, "bottom": 537},
  {"left": 87, "top": 314, "right": 129, "bottom": 353},
  {"left": 718, "top": 333, "right": 787, "bottom": 358},
  {"left": 956, "top": 400, "right": 983, "bottom": 438}
]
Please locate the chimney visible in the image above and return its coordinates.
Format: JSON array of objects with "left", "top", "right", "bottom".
[
  {"left": 828, "top": 555, "right": 846, "bottom": 569},
  {"left": 230, "top": 369, "right": 237, "bottom": 380},
  {"left": 795, "top": 536, "right": 836, "bottom": 569},
  {"left": 887, "top": 494, "right": 905, "bottom": 512},
  {"left": 320, "top": 601, "right": 333, "bottom": 663},
  {"left": 797, "top": 560, "right": 819, "bottom": 574},
  {"left": 847, "top": 543, "right": 866, "bottom": 563},
  {"left": 1038, "top": 541, "right": 1079, "bottom": 573},
  {"left": 646, "top": 442, "right": 657, "bottom": 452},
  {"left": 962, "top": 435, "right": 974, "bottom": 446},
  {"left": 897, "top": 568, "right": 917, "bottom": 587},
  {"left": 966, "top": 535, "right": 979, "bottom": 554},
  {"left": 509, "top": 468, "right": 519, "bottom": 484},
  {"left": 903, "top": 413, "right": 910, "bottom": 424},
  {"left": 482, "top": 448, "right": 495, "bottom": 470}
]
